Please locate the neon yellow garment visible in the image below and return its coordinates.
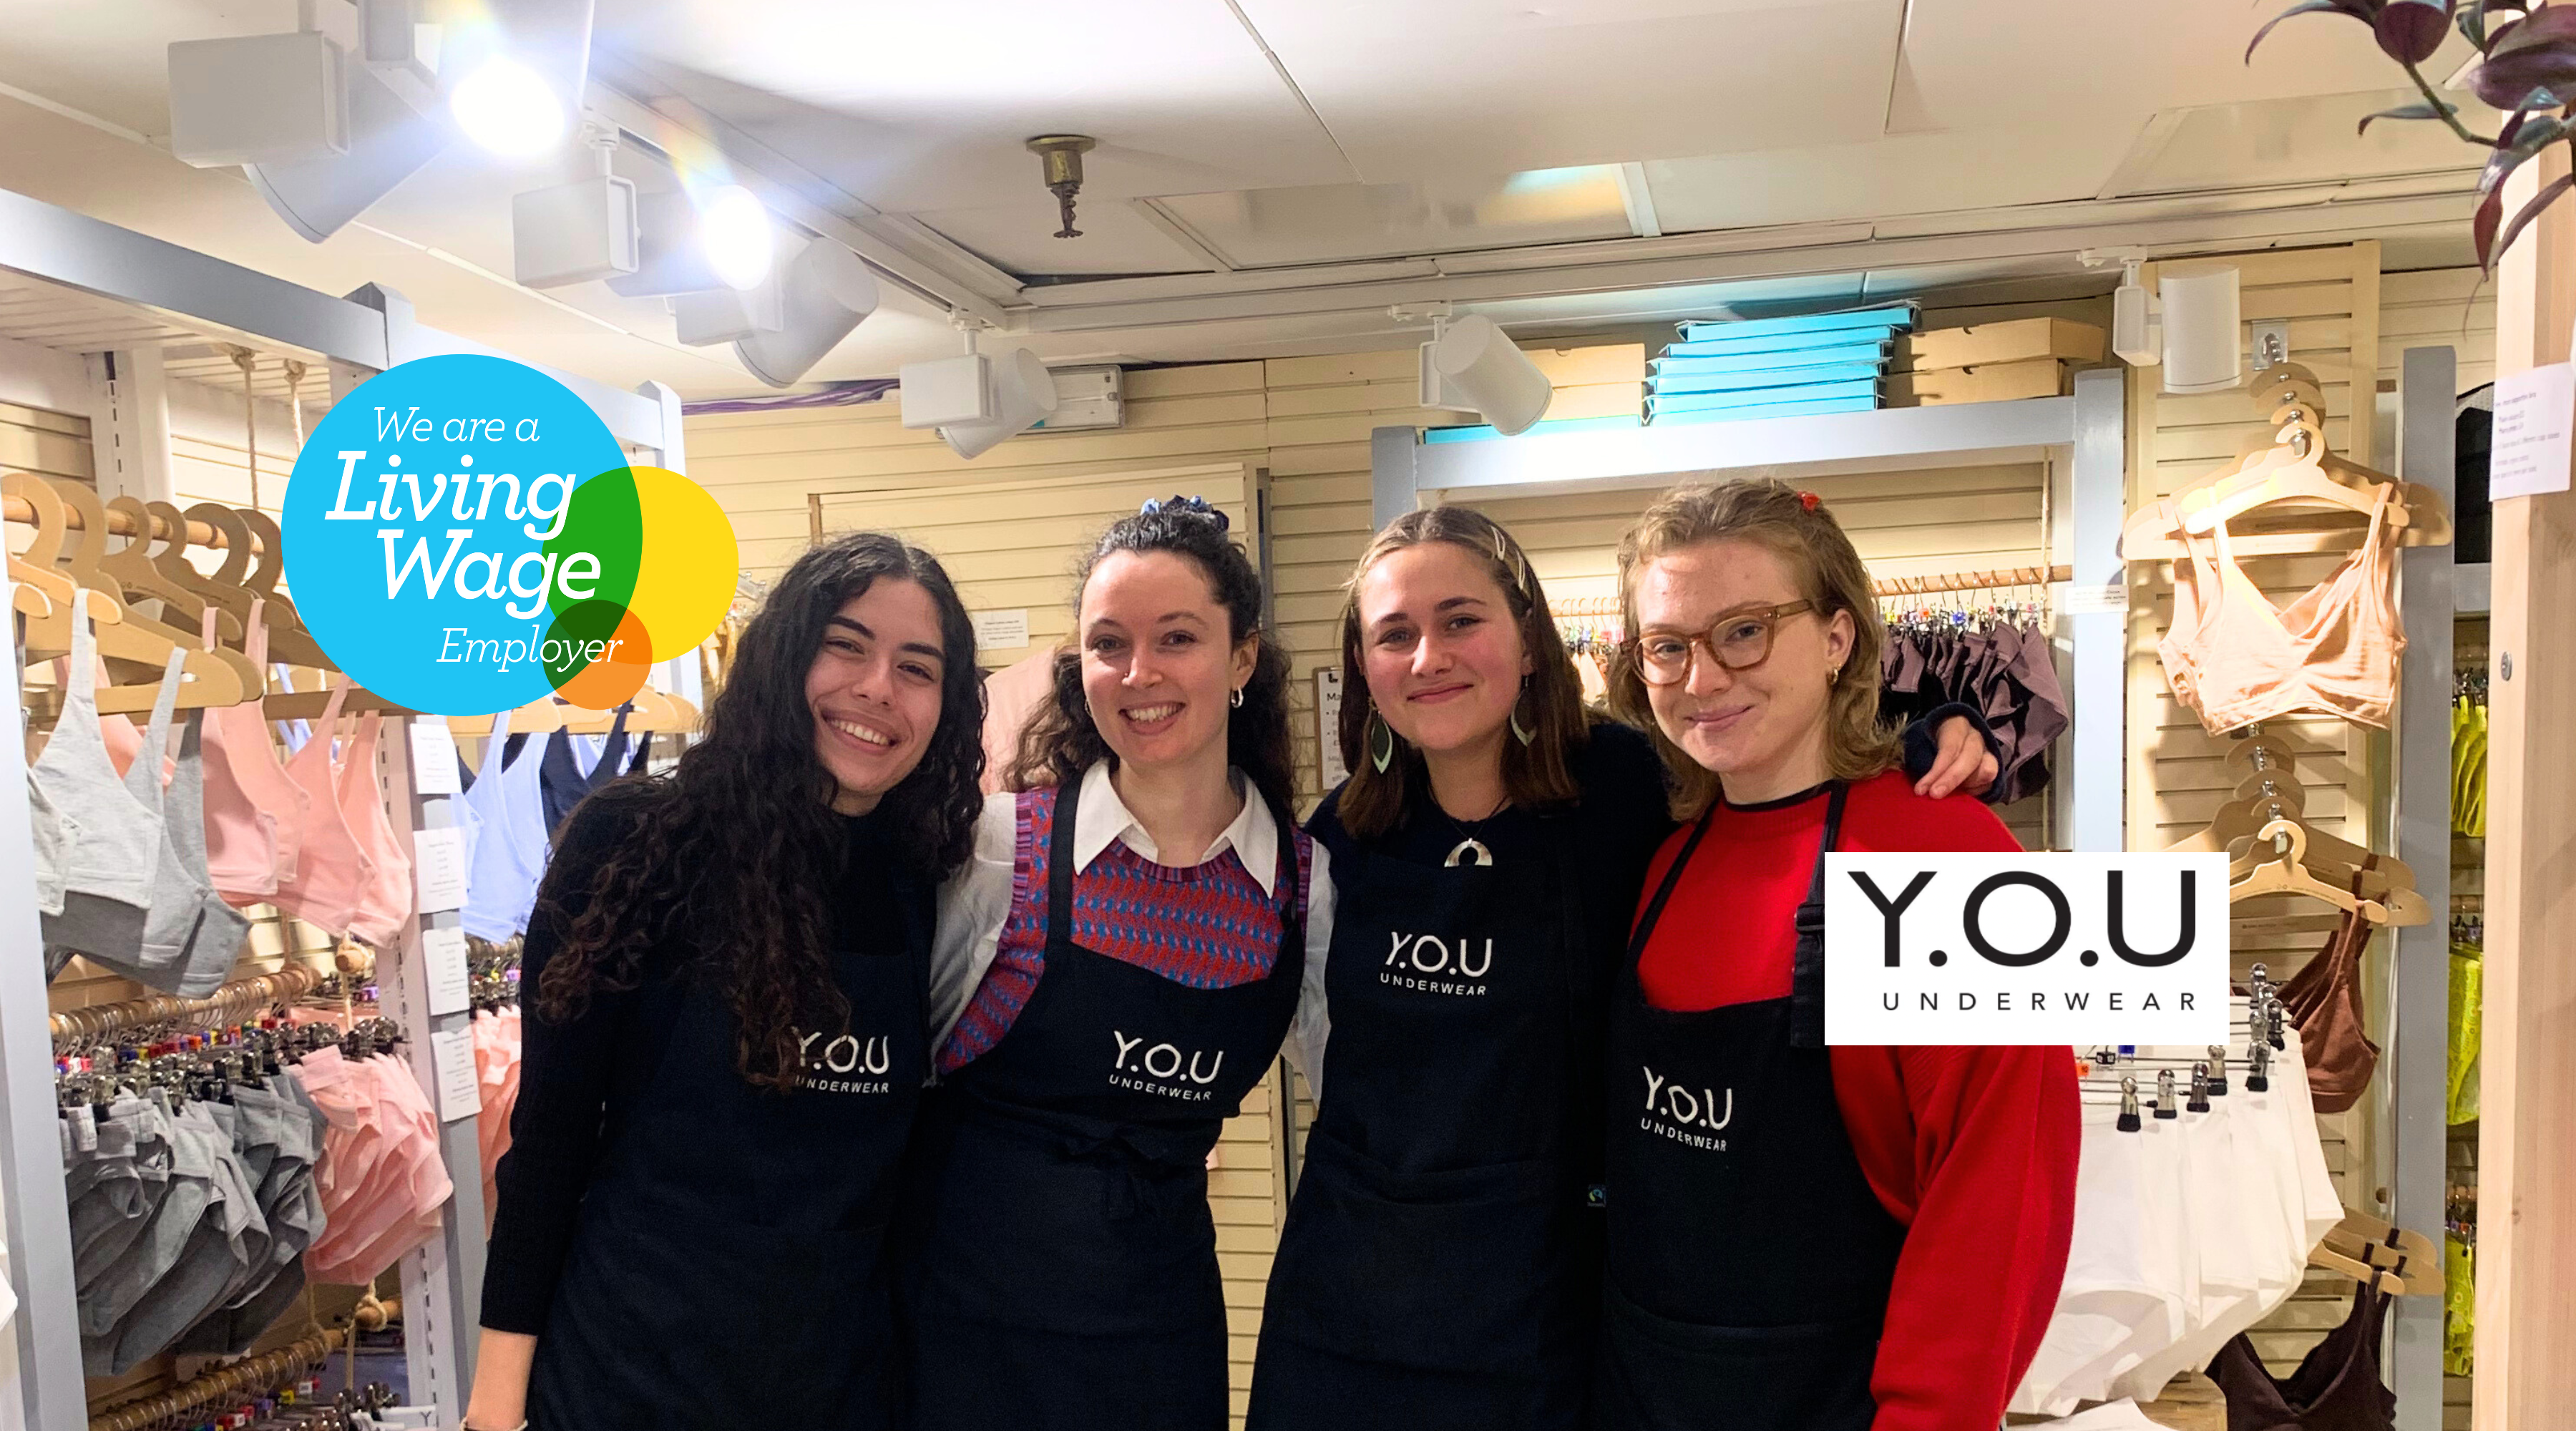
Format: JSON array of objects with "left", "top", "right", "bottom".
[
  {"left": 2446, "top": 1233, "right": 2476, "bottom": 1376},
  {"left": 2451, "top": 942, "right": 2483, "bottom": 1125},
  {"left": 2452, "top": 697, "right": 2488, "bottom": 837}
]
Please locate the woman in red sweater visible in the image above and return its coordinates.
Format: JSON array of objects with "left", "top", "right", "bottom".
[{"left": 1596, "top": 479, "right": 2079, "bottom": 1431}]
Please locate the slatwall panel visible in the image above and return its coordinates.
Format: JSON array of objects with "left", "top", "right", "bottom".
[
  {"left": 811, "top": 463, "right": 1254, "bottom": 670},
  {"left": 1448, "top": 462, "right": 2057, "bottom": 851},
  {"left": 2124, "top": 243, "right": 2384, "bottom": 1377},
  {"left": 2379, "top": 268, "right": 2499, "bottom": 396},
  {"left": 687, "top": 363, "right": 1272, "bottom": 585},
  {"left": 0, "top": 400, "right": 91, "bottom": 484}
]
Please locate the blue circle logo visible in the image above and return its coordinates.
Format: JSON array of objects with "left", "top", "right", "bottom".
[{"left": 281, "top": 354, "right": 633, "bottom": 716}]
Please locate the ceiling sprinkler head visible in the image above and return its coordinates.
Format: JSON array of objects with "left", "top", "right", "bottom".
[{"left": 1027, "top": 135, "right": 1098, "bottom": 239}]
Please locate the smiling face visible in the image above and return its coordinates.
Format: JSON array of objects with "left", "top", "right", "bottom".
[
  {"left": 1079, "top": 550, "right": 1257, "bottom": 777},
  {"left": 1634, "top": 538, "right": 1853, "bottom": 801},
  {"left": 1356, "top": 540, "right": 1533, "bottom": 763},
  {"left": 804, "top": 578, "right": 949, "bottom": 815}
]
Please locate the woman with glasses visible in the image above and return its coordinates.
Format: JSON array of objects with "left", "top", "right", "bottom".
[
  {"left": 1595, "top": 481, "right": 2078, "bottom": 1431},
  {"left": 1247, "top": 506, "right": 1999, "bottom": 1431}
]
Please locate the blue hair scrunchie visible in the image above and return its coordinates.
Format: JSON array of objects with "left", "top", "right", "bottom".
[{"left": 1138, "top": 494, "right": 1229, "bottom": 532}]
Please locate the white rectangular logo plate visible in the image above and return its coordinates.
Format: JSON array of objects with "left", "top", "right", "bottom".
[{"left": 1824, "top": 852, "right": 2230, "bottom": 1046}]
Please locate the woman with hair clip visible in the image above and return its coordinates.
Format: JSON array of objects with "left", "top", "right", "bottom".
[
  {"left": 1246, "top": 507, "right": 2000, "bottom": 1431},
  {"left": 1598, "top": 480, "right": 2078, "bottom": 1431},
  {"left": 900, "top": 496, "right": 1330, "bottom": 1431},
  {"left": 461, "top": 533, "right": 987, "bottom": 1431}
]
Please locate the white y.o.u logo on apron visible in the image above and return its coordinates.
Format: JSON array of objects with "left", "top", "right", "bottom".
[
  {"left": 798, "top": 1030, "right": 893, "bottom": 1076},
  {"left": 1111, "top": 1030, "right": 1226, "bottom": 1085},
  {"left": 1641, "top": 1065, "right": 1732, "bottom": 1132},
  {"left": 1382, "top": 932, "right": 1495, "bottom": 977}
]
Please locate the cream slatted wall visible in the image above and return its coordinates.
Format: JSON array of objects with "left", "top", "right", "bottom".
[
  {"left": 0, "top": 400, "right": 90, "bottom": 484},
  {"left": 810, "top": 463, "right": 1255, "bottom": 668},
  {"left": 688, "top": 363, "right": 1272, "bottom": 585},
  {"left": 2124, "top": 243, "right": 2383, "bottom": 1375},
  {"left": 2379, "top": 268, "right": 2499, "bottom": 395}
]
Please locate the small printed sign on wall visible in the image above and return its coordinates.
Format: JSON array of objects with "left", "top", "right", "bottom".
[
  {"left": 972, "top": 608, "right": 1030, "bottom": 650},
  {"left": 1824, "top": 851, "right": 2230, "bottom": 1046}
]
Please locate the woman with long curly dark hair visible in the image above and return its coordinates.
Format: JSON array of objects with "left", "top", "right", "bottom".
[
  {"left": 462, "top": 532, "right": 987, "bottom": 1431},
  {"left": 899, "top": 497, "right": 1327, "bottom": 1431}
]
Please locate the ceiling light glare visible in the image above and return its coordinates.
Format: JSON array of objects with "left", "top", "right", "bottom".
[
  {"left": 698, "top": 185, "right": 772, "bottom": 291},
  {"left": 449, "top": 56, "right": 562, "bottom": 157}
]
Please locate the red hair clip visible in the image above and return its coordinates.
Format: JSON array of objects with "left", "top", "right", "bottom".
[{"left": 1798, "top": 491, "right": 1822, "bottom": 512}]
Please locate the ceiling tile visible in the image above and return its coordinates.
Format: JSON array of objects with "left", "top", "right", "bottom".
[
  {"left": 1891, "top": 0, "right": 2483, "bottom": 137},
  {"left": 2102, "top": 86, "right": 2496, "bottom": 197},
  {"left": 1156, "top": 167, "right": 1632, "bottom": 268},
  {"left": 1232, "top": 0, "right": 1903, "bottom": 181},
  {"left": 1645, "top": 122, "right": 2137, "bottom": 233},
  {"left": 595, "top": 0, "right": 1357, "bottom": 213}
]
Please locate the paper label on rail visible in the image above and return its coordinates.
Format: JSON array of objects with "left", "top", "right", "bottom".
[
  {"left": 412, "top": 826, "right": 467, "bottom": 914},
  {"left": 1314, "top": 668, "right": 1347, "bottom": 788},
  {"left": 2059, "top": 583, "right": 2126, "bottom": 615},
  {"left": 2491, "top": 360, "right": 2575, "bottom": 499},
  {"left": 422, "top": 925, "right": 470, "bottom": 1016},
  {"left": 431, "top": 1027, "right": 480, "bottom": 1123},
  {"left": 972, "top": 608, "right": 1030, "bottom": 649},
  {"left": 407, "top": 718, "right": 462, "bottom": 796}
]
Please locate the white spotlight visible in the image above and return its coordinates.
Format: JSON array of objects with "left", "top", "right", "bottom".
[
  {"left": 450, "top": 56, "right": 563, "bottom": 157},
  {"left": 248, "top": 66, "right": 454, "bottom": 243},
  {"left": 1430, "top": 314, "right": 1553, "bottom": 436},
  {"left": 940, "top": 349, "right": 1060, "bottom": 460},
  {"left": 733, "top": 240, "right": 880, "bottom": 388},
  {"left": 698, "top": 186, "right": 772, "bottom": 291}
]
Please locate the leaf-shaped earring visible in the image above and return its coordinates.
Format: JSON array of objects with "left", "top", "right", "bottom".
[
  {"left": 1510, "top": 685, "right": 1536, "bottom": 747},
  {"left": 1367, "top": 709, "right": 1397, "bottom": 774}
]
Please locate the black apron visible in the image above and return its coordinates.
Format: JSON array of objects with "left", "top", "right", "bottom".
[
  {"left": 527, "top": 865, "right": 930, "bottom": 1431},
  {"left": 899, "top": 776, "right": 1306, "bottom": 1431},
  {"left": 1592, "top": 783, "right": 1906, "bottom": 1431},
  {"left": 1248, "top": 816, "right": 1600, "bottom": 1430}
]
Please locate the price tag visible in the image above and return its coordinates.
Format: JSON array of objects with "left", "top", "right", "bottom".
[
  {"left": 407, "top": 718, "right": 462, "bottom": 796},
  {"left": 430, "top": 1027, "right": 480, "bottom": 1123},
  {"left": 412, "top": 826, "right": 467, "bottom": 914},
  {"left": 1315, "top": 668, "right": 1347, "bottom": 788},
  {"left": 422, "top": 925, "right": 469, "bottom": 1016}
]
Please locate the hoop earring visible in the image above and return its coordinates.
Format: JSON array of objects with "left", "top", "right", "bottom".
[
  {"left": 1367, "top": 709, "right": 1397, "bottom": 774},
  {"left": 1230, "top": 685, "right": 1246, "bottom": 708},
  {"left": 1509, "top": 680, "right": 1536, "bottom": 746}
]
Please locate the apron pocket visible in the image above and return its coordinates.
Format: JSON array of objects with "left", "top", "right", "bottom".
[
  {"left": 1269, "top": 1128, "right": 1575, "bottom": 1375},
  {"left": 1595, "top": 1284, "right": 1878, "bottom": 1431}
]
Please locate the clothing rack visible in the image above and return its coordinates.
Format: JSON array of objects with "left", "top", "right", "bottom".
[
  {"left": 47, "top": 967, "right": 330, "bottom": 1042},
  {"left": 84, "top": 1323, "right": 348, "bottom": 1431},
  {"left": 0, "top": 494, "right": 260, "bottom": 554},
  {"left": 1543, "top": 564, "right": 2074, "bottom": 621}
]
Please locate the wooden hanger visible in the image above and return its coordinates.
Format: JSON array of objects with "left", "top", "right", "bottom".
[
  {"left": 230, "top": 508, "right": 331, "bottom": 666},
  {"left": 447, "top": 693, "right": 572, "bottom": 738},
  {"left": 2223, "top": 728, "right": 2303, "bottom": 780},
  {"left": 182, "top": 502, "right": 335, "bottom": 670},
  {"left": 9, "top": 474, "right": 250, "bottom": 711},
  {"left": 2309, "top": 1211, "right": 2444, "bottom": 1296},
  {"left": 96, "top": 494, "right": 242, "bottom": 646},
  {"left": 2228, "top": 820, "right": 2401, "bottom": 924}
]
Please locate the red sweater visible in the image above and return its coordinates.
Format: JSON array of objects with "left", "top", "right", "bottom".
[{"left": 1635, "top": 770, "right": 2078, "bottom": 1431}]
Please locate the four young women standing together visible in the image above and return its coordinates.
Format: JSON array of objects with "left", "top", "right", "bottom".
[{"left": 465, "top": 481, "right": 2078, "bottom": 1431}]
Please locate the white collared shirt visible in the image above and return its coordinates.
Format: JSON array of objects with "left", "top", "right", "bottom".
[{"left": 930, "top": 761, "right": 1337, "bottom": 1078}]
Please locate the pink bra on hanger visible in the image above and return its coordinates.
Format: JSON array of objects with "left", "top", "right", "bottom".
[
  {"left": 338, "top": 713, "right": 415, "bottom": 948},
  {"left": 2156, "top": 486, "right": 2406, "bottom": 733},
  {"left": 268, "top": 680, "right": 373, "bottom": 938},
  {"left": 204, "top": 601, "right": 310, "bottom": 906}
]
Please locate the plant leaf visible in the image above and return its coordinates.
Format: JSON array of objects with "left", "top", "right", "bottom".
[
  {"left": 2477, "top": 114, "right": 2570, "bottom": 199},
  {"left": 2472, "top": 35, "right": 2576, "bottom": 107},
  {"left": 2359, "top": 99, "right": 2462, "bottom": 134},
  {"left": 2249, "top": 0, "right": 2370, "bottom": 63},
  {"left": 2474, "top": 188, "right": 2505, "bottom": 270},
  {"left": 2464, "top": 0, "right": 2529, "bottom": 51},
  {"left": 2378, "top": 0, "right": 2454, "bottom": 64},
  {"left": 2485, "top": 172, "right": 2575, "bottom": 273}
]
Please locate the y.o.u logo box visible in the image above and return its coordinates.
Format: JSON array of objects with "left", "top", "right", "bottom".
[{"left": 1822, "top": 853, "right": 2230, "bottom": 1046}]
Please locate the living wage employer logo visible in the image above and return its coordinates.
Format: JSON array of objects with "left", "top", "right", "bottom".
[{"left": 280, "top": 354, "right": 738, "bottom": 716}]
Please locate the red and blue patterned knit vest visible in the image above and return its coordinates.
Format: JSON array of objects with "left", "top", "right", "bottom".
[{"left": 937, "top": 784, "right": 1312, "bottom": 1074}]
